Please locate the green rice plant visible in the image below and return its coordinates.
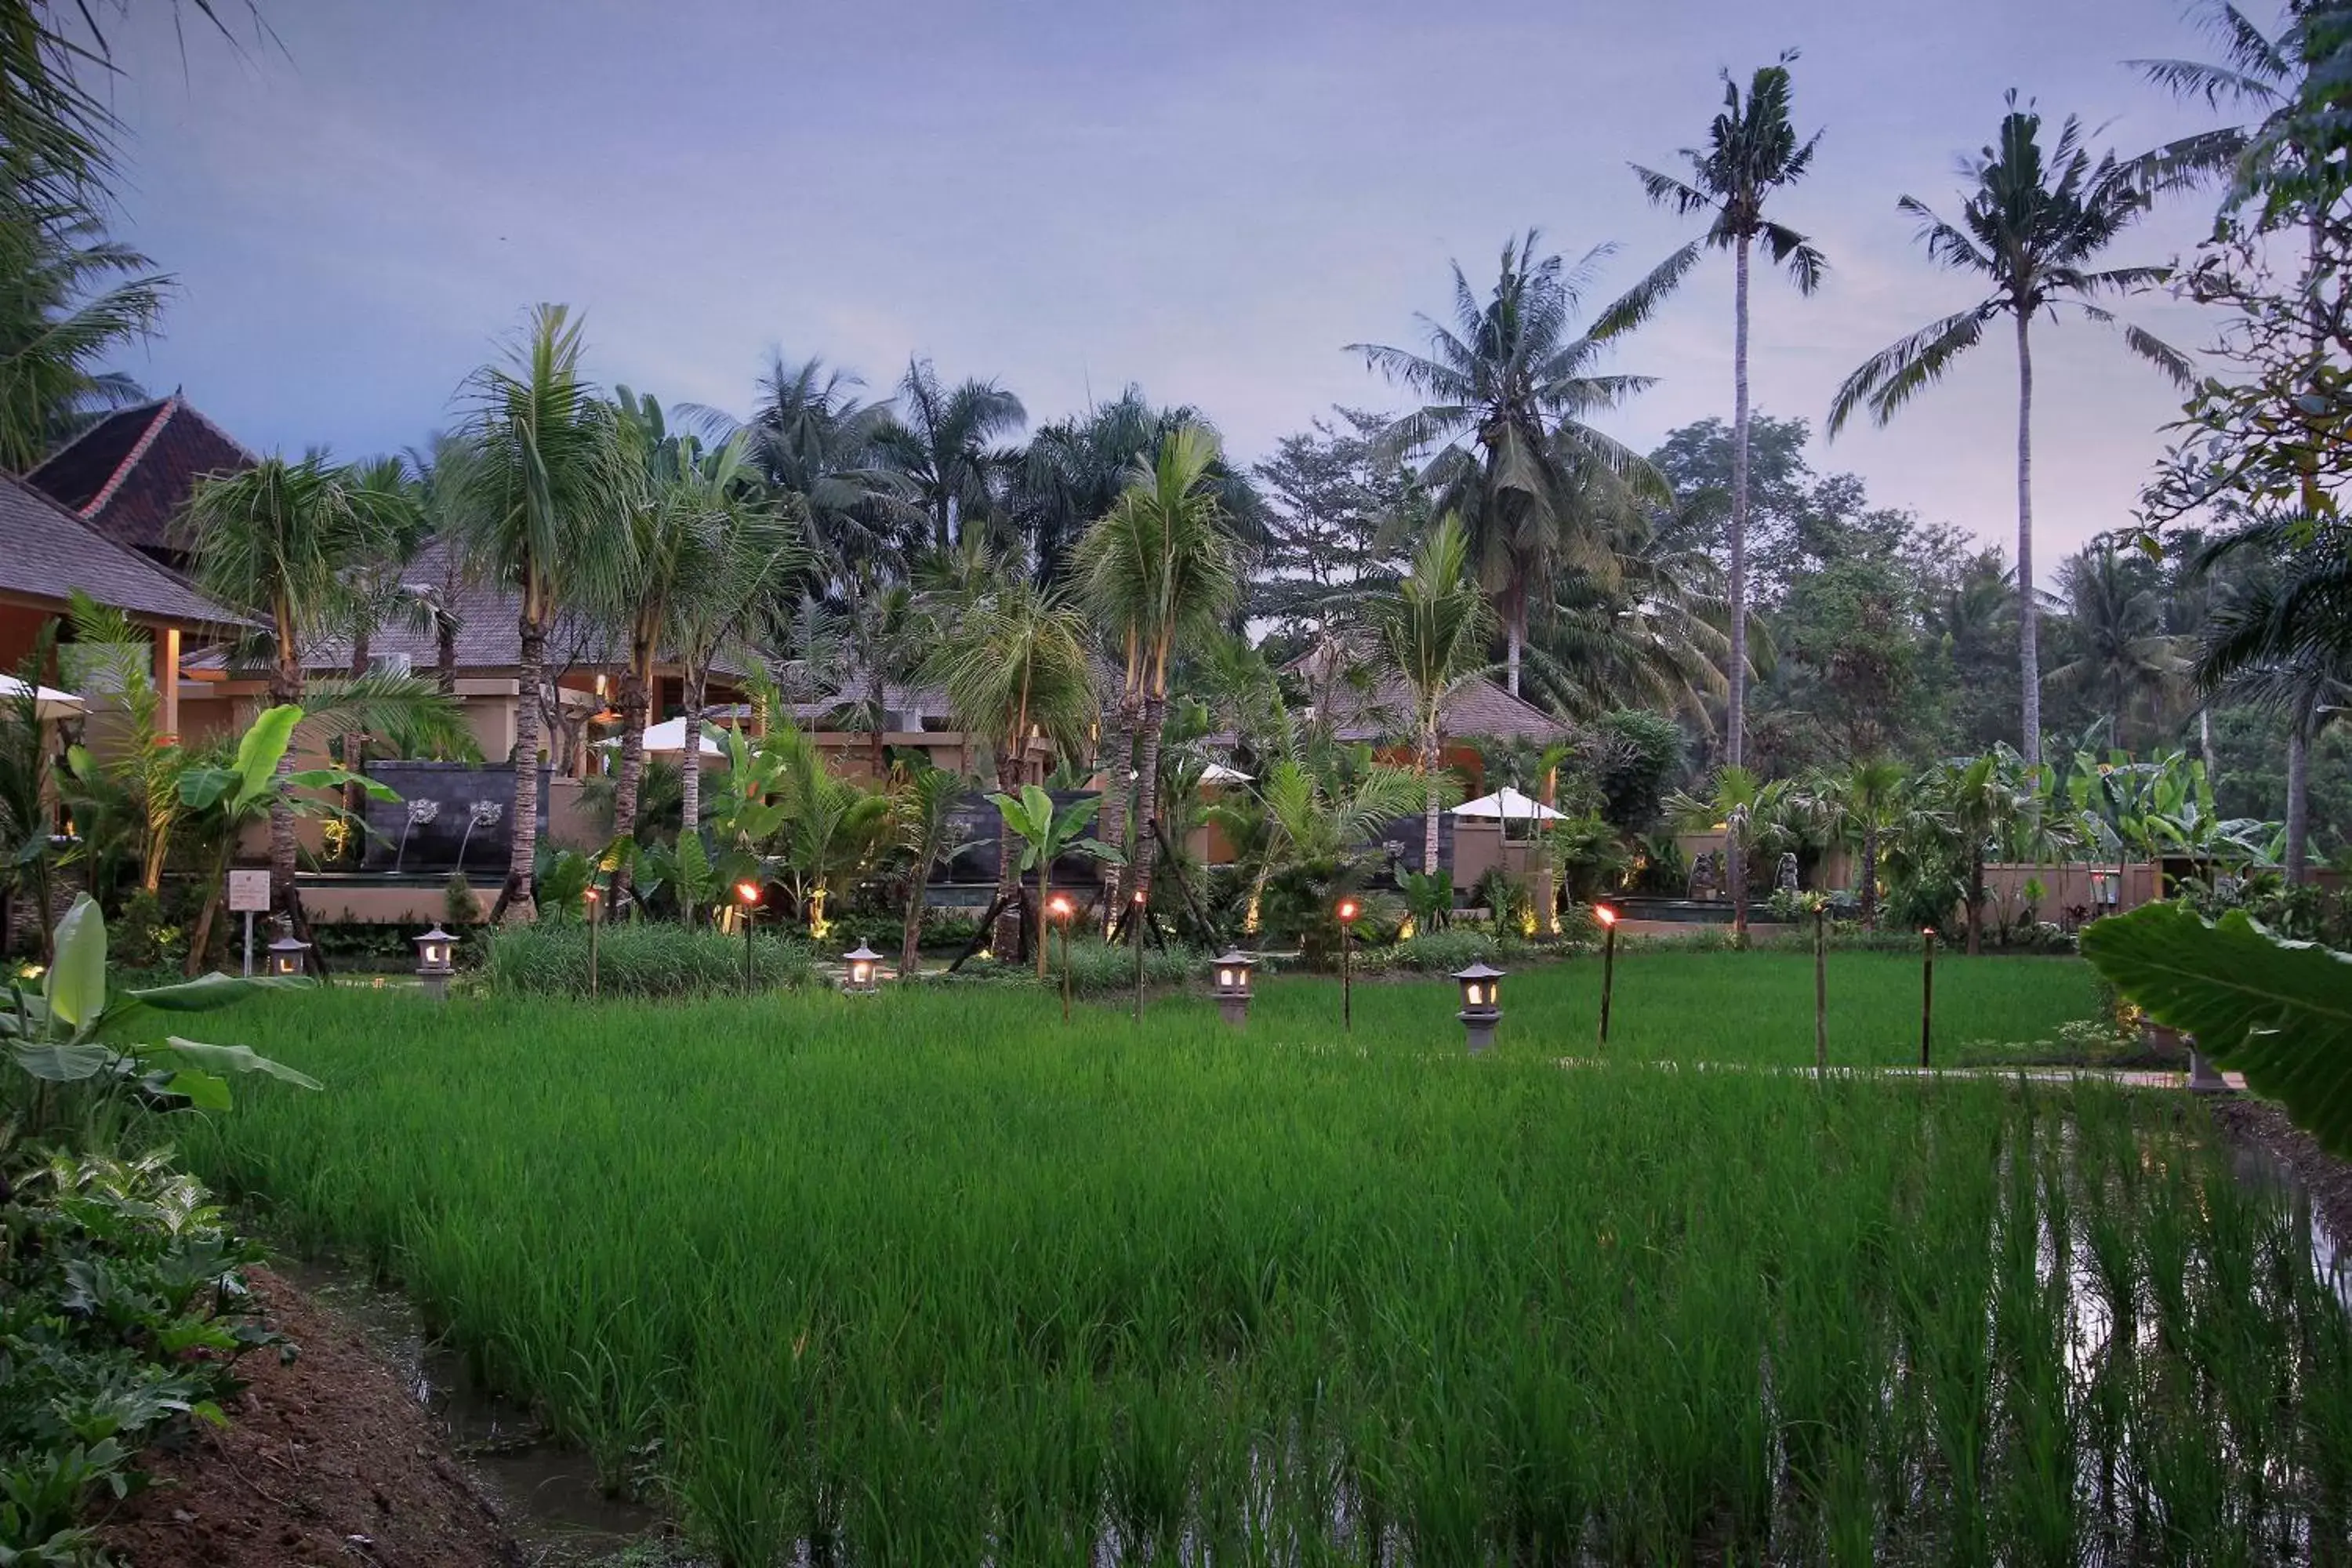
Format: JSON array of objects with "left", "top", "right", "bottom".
[
  {"left": 477, "top": 921, "right": 815, "bottom": 998},
  {"left": 168, "top": 957, "right": 2350, "bottom": 1566}
]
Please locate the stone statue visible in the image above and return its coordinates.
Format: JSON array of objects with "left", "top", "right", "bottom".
[
  {"left": 1776, "top": 852, "right": 1798, "bottom": 895},
  {"left": 1686, "top": 851, "right": 1715, "bottom": 902}
]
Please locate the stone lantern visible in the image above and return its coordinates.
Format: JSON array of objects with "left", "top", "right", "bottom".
[
  {"left": 842, "top": 942, "right": 882, "bottom": 994},
  {"left": 1453, "top": 960, "right": 1505, "bottom": 1054},
  {"left": 266, "top": 923, "right": 311, "bottom": 980},
  {"left": 1210, "top": 949, "right": 1255, "bottom": 1027},
  {"left": 413, "top": 924, "right": 455, "bottom": 1000}
]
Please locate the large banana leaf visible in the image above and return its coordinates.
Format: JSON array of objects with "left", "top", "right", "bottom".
[
  {"left": 160, "top": 1036, "right": 324, "bottom": 1092},
  {"left": 2081, "top": 902, "right": 2352, "bottom": 1156},
  {"left": 43, "top": 894, "right": 105, "bottom": 1029}
]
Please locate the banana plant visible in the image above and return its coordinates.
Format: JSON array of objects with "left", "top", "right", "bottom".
[
  {"left": 2083, "top": 902, "right": 2352, "bottom": 1156},
  {"left": 987, "top": 785, "right": 1121, "bottom": 979},
  {"left": 4, "top": 895, "right": 320, "bottom": 1129}
]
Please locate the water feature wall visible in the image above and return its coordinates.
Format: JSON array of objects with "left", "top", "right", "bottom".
[{"left": 360, "top": 761, "right": 551, "bottom": 873}]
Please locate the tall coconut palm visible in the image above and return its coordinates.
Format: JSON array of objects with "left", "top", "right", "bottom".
[
  {"left": 882, "top": 358, "right": 1026, "bottom": 554},
  {"left": 1351, "top": 232, "right": 1693, "bottom": 699},
  {"left": 1073, "top": 423, "right": 1240, "bottom": 933},
  {"left": 1632, "top": 54, "right": 1824, "bottom": 923},
  {"left": 1373, "top": 513, "right": 1494, "bottom": 873},
  {"left": 454, "top": 304, "right": 626, "bottom": 923},
  {"left": 924, "top": 572, "right": 1097, "bottom": 954},
  {"left": 1828, "top": 96, "right": 2195, "bottom": 766},
  {"left": 180, "top": 452, "right": 416, "bottom": 943}
]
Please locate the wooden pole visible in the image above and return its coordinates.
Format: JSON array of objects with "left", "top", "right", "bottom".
[
  {"left": 1599, "top": 917, "right": 1617, "bottom": 1046},
  {"left": 1920, "top": 928, "right": 1936, "bottom": 1069},
  {"left": 1813, "top": 905, "right": 1828, "bottom": 1075}
]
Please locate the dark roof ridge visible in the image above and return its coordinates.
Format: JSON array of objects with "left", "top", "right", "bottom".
[{"left": 77, "top": 395, "right": 180, "bottom": 519}]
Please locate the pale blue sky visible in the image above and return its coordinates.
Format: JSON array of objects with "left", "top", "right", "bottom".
[{"left": 102, "top": 1, "right": 2240, "bottom": 581}]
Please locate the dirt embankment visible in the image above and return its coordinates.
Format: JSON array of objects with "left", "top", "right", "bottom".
[{"left": 99, "top": 1266, "right": 522, "bottom": 1568}]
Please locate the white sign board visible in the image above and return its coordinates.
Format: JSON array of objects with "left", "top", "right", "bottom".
[{"left": 227, "top": 869, "right": 271, "bottom": 913}]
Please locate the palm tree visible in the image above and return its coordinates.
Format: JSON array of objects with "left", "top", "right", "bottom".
[
  {"left": 1010, "top": 387, "right": 1265, "bottom": 589},
  {"left": 1938, "top": 752, "right": 2031, "bottom": 954},
  {"left": 882, "top": 358, "right": 1026, "bottom": 554},
  {"left": 398, "top": 433, "right": 476, "bottom": 699},
  {"left": 1664, "top": 764, "right": 1782, "bottom": 942},
  {"left": 2196, "top": 517, "right": 2352, "bottom": 880},
  {"left": 1633, "top": 53, "right": 1824, "bottom": 875},
  {"left": 454, "top": 303, "right": 626, "bottom": 923},
  {"left": 1532, "top": 481, "right": 1734, "bottom": 726},
  {"left": 180, "top": 452, "right": 416, "bottom": 943},
  {"left": 1828, "top": 95, "right": 2194, "bottom": 767},
  {"left": 1073, "top": 424, "right": 1240, "bottom": 933},
  {"left": 1373, "top": 514, "right": 1494, "bottom": 873},
  {"left": 690, "top": 354, "right": 917, "bottom": 588},
  {"left": 0, "top": 205, "right": 165, "bottom": 469},
  {"left": 1833, "top": 757, "right": 1907, "bottom": 928},
  {"left": 2046, "top": 541, "right": 2187, "bottom": 749},
  {"left": 892, "top": 763, "right": 975, "bottom": 980},
  {"left": 924, "top": 572, "right": 1097, "bottom": 955},
  {"left": 1350, "top": 232, "right": 1693, "bottom": 698}
]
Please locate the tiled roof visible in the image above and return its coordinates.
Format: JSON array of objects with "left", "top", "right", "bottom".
[
  {"left": 27, "top": 395, "right": 256, "bottom": 559},
  {"left": 0, "top": 473, "right": 243, "bottom": 628},
  {"left": 784, "top": 675, "right": 957, "bottom": 724},
  {"left": 182, "top": 536, "right": 751, "bottom": 682},
  {"left": 1282, "top": 640, "right": 1569, "bottom": 746}
]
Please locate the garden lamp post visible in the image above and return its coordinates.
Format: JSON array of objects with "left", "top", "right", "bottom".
[
  {"left": 1131, "top": 887, "right": 1147, "bottom": 1025},
  {"left": 413, "top": 924, "right": 455, "bottom": 1001},
  {"left": 1336, "top": 896, "right": 1361, "bottom": 1033},
  {"left": 1210, "top": 949, "right": 1255, "bottom": 1028},
  {"left": 1454, "top": 960, "right": 1504, "bottom": 1054},
  {"left": 842, "top": 942, "right": 882, "bottom": 995},
  {"left": 1920, "top": 928, "right": 1936, "bottom": 1069},
  {"left": 737, "top": 880, "right": 760, "bottom": 993},
  {"left": 267, "top": 920, "right": 311, "bottom": 980},
  {"left": 1595, "top": 906, "right": 1618, "bottom": 1046},
  {"left": 583, "top": 885, "right": 601, "bottom": 1000},
  {"left": 1047, "top": 893, "right": 1075, "bottom": 1022}
]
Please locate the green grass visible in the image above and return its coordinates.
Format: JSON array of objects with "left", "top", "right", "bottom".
[{"left": 177, "top": 956, "right": 2349, "bottom": 1565}]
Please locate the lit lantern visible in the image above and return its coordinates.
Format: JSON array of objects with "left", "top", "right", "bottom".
[
  {"left": 1594, "top": 906, "right": 1619, "bottom": 1046},
  {"left": 1454, "top": 960, "right": 1505, "bottom": 1054},
  {"left": 1335, "top": 896, "right": 1362, "bottom": 1033},
  {"left": 1210, "top": 948, "right": 1255, "bottom": 1027},
  {"left": 267, "top": 926, "right": 312, "bottom": 979},
  {"left": 414, "top": 924, "right": 455, "bottom": 1000},
  {"left": 843, "top": 942, "right": 882, "bottom": 994}
]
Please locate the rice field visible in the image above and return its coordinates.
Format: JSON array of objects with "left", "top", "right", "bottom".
[{"left": 181, "top": 955, "right": 2352, "bottom": 1565}]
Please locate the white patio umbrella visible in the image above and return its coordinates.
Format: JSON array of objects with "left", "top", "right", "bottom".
[
  {"left": 1449, "top": 786, "right": 1565, "bottom": 822},
  {"left": 0, "top": 672, "right": 85, "bottom": 720},
  {"left": 1199, "top": 761, "right": 1252, "bottom": 783},
  {"left": 592, "top": 717, "right": 724, "bottom": 757}
]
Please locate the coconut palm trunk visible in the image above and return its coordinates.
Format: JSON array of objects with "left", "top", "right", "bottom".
[
  {"left": 1725, "top": 233, "right": 1756, "bottom": 932},
  {"left": 2016, "top": 315, "right": 2042, "bottom": 767},
  {"left": 1421, "top": 727, "right": 1443, "bottom": 875},
  {"left": 497, "top": 608, "right": 546, "bottom": 923},
  {"left": 679, "top": 666, "right": 706, "bottom": 855},
  {"left": 1860, "top": 819, "right": 1880, "bottom": 930},
  {"left": 1967, "top": 840, "right": 1987, "bottom": 956},
  {"left": 1098, "top": 692, "right": 1135, "bottom": 927},
  {"left": 265, "top": 623, "right": 314, "bottom": 963},
  {"left": 992, "top": 745, "right": 1026, "bottom": 959},
  {"left": 437, "top": 617, "right": 458, "bottom": 696},
  {"left": 2285, "top": 717, "right": 2310, "bottom": 884},
  {"left": 609, "top": 660, "right": 649, "bottom": 904},
  {"left": 1128, "top": 691, "right": 1167, "bottom": 939}
]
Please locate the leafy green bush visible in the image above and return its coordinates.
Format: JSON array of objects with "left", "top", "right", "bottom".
[
  {"left": 1357, "top": 927, "right": 1531, "bottom": 974},
  {"left": 2, "top": 1145, "right": 286, "bottom": 1564},
  {"left": 481, "top": 921, "right": 818, "bottom": 999},
  {"left": 936, "top": 936, "right": 1206, "bottom": 996}
]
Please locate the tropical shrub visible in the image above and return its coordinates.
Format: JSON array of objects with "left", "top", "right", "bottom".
[
  {"left": 0, "top": 1145, "right": 289, "bottom": 1565},
  {"left": 479, "top": 921, "right": 818, "bottom": 999}
]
